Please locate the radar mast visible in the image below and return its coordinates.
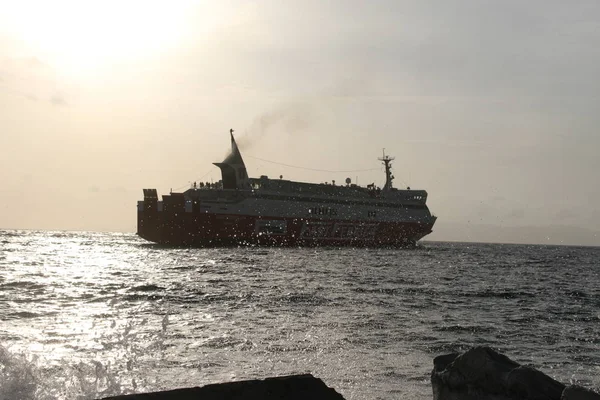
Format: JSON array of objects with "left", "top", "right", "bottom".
[{"left": 378, "top": 149, "right": 395, "bottom": 191}]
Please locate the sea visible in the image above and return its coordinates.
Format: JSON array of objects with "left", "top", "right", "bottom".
[{"left": 1, "top": 230, "right": 599, "bottom": 400}]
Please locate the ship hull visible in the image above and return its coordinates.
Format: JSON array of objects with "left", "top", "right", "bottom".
[{"left": 137, "top": 210, "right": 435, "bottom": 247}]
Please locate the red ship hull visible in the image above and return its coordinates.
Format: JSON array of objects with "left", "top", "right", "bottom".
[{"left": 137, "top": 210, "right": 434, "bottom": 247}]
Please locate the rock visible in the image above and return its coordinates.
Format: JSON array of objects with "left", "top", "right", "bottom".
[
  {"left": 431, "top": 347, "right": 565, "bottom": 400},
  {"left": 99, "top": 374, "right": 346, "bottom": 400},
  {"left": 506, "top": 366, "right": 566, "bottom": 400},
  {"left": 561, "top": 386, "right": 600, "bottom": 400}
]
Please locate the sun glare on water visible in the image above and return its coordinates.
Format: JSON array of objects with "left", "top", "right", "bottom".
[{"left": 2, "top": 0, "right": 206, "bottom": 78}]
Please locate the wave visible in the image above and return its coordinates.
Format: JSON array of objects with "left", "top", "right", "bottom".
[
  {"left": 460, "top": 290, "right": 536, "bottom": 299},
  {"left": 434, "top": 324, "right": 495, "bottom": 334},
  {"left": 278, "top": 292, "right": 330, "bottom": 306},
  {"left": 128, "top": 284, "right": 164, "bottom": 292},
  {"left": 2, "top": 311, "right": 51, "bottom": 320},
  {"left": 0, "top": 281, "right": 45, "bottom": 290}
]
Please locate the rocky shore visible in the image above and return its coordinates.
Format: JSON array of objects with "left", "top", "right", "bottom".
[
  {"left": 101, "top": 347, "right": 599, "bottom": 400},
  {"left": 100, "top": 374, "right": 345, "bottom": 400},
  {"left": 432, "top": 347, "right": 599, "bottom": 400}
]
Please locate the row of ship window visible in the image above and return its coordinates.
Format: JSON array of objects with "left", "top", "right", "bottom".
[
  {"left": 255, "top": 193, "right": 425, "bottom": 208},
  {"left": 143, "top": 202, "right": 381, "bottom": 217},
  {"left": 308, "top": 207, "right": 377, "bottom": 218},
  {"left": 308, "top": 207, "right": 338, "bottom": 216}
]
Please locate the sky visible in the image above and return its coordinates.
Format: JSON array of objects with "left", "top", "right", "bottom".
[{"left": 1, "top": 0, "right": 599, "bottom": 245}]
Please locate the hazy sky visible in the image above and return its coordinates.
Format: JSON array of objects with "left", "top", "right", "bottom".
[{"left": 1, "top": 0, "right": 599, "bottom": 245}]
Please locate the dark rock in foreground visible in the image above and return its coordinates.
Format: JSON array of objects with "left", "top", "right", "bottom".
[
  {"left": 432, "top": 347, "right": 600, "bottom": 400},
  {"left": 100, "top": 374, "right": 346, "bottom": 400}
]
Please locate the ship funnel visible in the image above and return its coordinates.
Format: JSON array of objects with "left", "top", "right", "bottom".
[{"left": 213, "top": 129, "right": 251, "bottom": 190}]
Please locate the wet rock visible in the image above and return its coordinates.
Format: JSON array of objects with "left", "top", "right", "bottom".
[
  {"left": 561, "top": 386, "right": 600, "bottom": 400},
  {"left": 100, "top": 374, "right": 346, "bottom": 400},
  {"left": 432, "top": 347, "right": 599, "bottom": 400},
  {"left": 506, "top": 365, "right": 566, "bottom": 400}
]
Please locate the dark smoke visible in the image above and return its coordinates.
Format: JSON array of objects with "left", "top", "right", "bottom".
[{"left": 235, "top": 102, "right": 314, "bottom": 151}]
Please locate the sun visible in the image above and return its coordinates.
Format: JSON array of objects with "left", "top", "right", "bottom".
[{"left": 2, "top": 0, "right": 199, "bottom": 78}]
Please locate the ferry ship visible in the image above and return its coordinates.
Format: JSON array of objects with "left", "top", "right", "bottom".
[{"left": 137, "top": 130, "right": 437, "bottom": 247}]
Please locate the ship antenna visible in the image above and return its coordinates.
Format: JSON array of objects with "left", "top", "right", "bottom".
[{"left": 378, "top": 148, "right": 395, "bottom": 191}]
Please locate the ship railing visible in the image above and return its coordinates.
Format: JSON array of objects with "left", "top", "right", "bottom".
[{"left": 190, "top": 182, "right": 223, "bottom": 190}]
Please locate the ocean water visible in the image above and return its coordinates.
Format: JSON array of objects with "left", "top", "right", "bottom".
[{"left": 1, "top": 230, "right": 599, "bottom": 400}]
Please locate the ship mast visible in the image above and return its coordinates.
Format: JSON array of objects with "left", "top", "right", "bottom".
[{"left": 378, "top": 149, "right": 395, "bottom": 191}]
